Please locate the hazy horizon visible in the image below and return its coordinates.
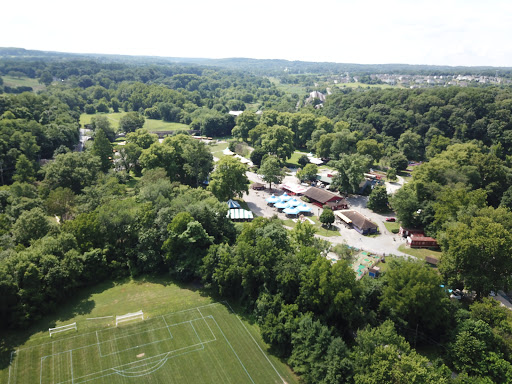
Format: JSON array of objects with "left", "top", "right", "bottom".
[{"left": 2, "top": 0, "right": 511, "bottom": 67}]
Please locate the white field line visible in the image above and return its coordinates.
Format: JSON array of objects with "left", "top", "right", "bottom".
[
  {"left": 161, "top": 315, "right": 173, "bottom": 339},
  {"left": 50, "top": 317, "right": 216, "bottom": 384},
  {"left": 17, "top": 302, "right": 222, "bottom": 353},
  {"left": 70, "top": 351, "right": 74, "bottom": 384},
  {"left": 196, "top": 308, "right": 217, "bottom": 342},
  {"left": 8, "top": 350, "right": 16, "bottom": 384},
  {"left": 225, "top": 301, "right": 286, "bottom": 384},
  {"left": 210, "top": 316, "right": 255, "bottom": 384}
]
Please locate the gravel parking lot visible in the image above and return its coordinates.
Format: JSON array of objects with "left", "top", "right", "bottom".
[{"left": 244, "top": 171, "right": 410, "bottom": 257}]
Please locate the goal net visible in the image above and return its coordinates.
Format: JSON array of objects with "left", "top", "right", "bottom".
[
  {"left": 116, "top": 310, "right": 144, "bottom": 327},
  {"left": 49, "top": 322, "right": 77, "bottom": 337}
]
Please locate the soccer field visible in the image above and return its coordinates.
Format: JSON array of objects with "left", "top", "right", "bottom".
[{"left": 8, "top": 303, "right": 286, "bottom": 384}]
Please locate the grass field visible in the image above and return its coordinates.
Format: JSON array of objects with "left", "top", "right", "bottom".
[
  {"left": 79, "top": 113, "right": 190, "bottom": 133},
  {"left": 208, "top": 141, "right": 229, "bottom": 160},
  {"left": 398, "top": 244, "right": 442, "bottom": 262},
  {"left": 281, "top": 216, "right": 341, "bottom": 237},
  {"left": 2, "top": 278, "right": 296, "bottom": 384},
  {"left": 1, "top": 75, "right": 46, "bottom": 92},
  {"left": 383, "top": 221, "right": 400, "bottom": 233}
]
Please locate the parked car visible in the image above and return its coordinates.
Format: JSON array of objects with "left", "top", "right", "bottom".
[
  {"left": 450, "top": 289, "right": 463, "bottom": 300},
  {"left": 385, "top": 217, "right": 396, "bottom": 222}
]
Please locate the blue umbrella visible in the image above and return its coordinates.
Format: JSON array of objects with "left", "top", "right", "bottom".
[
  {"left": 283, "top": 207, "right": 300, "bottom": 215},
  {"left": 227, "top": 199, "right": 241, "bottom": 209},
  {"left": 280, "top": 193, "right": 291, "bottom": 202},
  {"left": 266, "top": 194, "right": 279, "bottom": 204},
  {"left": 288, "top": 198, "right": 301, "bottom": 207},
  {"left": 297, "top": 204, "right": 312, "bottom": 212},
  {"left": 275, "top": 201, "right": 290, "bottom": 209}
]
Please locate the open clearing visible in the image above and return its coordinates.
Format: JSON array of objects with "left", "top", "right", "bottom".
[
  {"left": 3, "top": 278, "right": 296, "bottom": 384},
  {"left": 79, "top": 112, "right": 189, "bottom": 133},
  {"left": 1, "top": 75, "right": 46, "bottom": 92}
]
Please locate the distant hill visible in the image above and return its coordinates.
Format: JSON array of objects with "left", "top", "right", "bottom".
[{"left": 1, "top": 47, "right": 511, "bottom": 77}]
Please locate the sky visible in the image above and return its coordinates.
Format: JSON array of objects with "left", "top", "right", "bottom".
[{"left": 2, "top": 0, "right": 512, "bottom": 67}]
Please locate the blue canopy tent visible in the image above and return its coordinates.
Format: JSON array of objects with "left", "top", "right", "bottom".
[
  {"left": 297, "top": 204, "right": 312, "bottom": 213},
  {"left": 280, "top": 193, "right": 291, "bottom": 202},
  {"left": 275, "top": 201, "right": 290, "bottom": 209},
  {"left": 266, "top": 194, "right": 279, "bottom": 204},
  {"left": 283, "top": 207, "right": 300, "bottom": 216},
  {"left": 288, "top": 198, "right": 301, "bottom": 207},
  {"left": 227, "top": 199, "right": 241, "bottom": 209}
]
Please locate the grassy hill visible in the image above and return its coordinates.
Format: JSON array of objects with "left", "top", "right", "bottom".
[{"left": 2, "top": 277, "right": 297, "bottom": 384}]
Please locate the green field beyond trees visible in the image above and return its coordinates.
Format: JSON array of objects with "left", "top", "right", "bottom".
[
  {"left": 2, "top": 278, "right": 296, "bottom": 384},
  {"left": 80, "top": 112, "right": 190, "bottom": 133}
]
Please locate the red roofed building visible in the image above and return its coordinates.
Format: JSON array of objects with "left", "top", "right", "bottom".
[{"left": 407, "top": 234, "right": 439, "bottom": 249}]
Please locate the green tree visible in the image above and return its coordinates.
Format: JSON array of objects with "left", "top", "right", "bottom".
[
  {"left": 260, "top": 125, "right": 295, "bottom": 161},
  {"left": 319, "top": 206, "right": 335, "bottom": 228},
  {"left": 389, "top": 152, "right": 409, "bottom": 171},
  {"left": 118, "top": 143, "right": 142, "bottom": 175},
  {"left": 298, "top": 154, "right": 310, "bottom": 167},
  {"left": 119, "top": 112, "right": 145, "bottom": 133},
  {"left": 390, "top": 184, "right": 421, "bottom": 228},
  {"left": 13, "top": 154, "right": 35, "bottom": 183},
  {"left": 232, "top": 111, "right": 257, "bottom": 141},
  {"left": 258, "top": 155, "right": 285, "bottom": 190},
  {"left": 440, "top": 215, "right": 512, "bottom": 298},
  {"left": 367, "top": 185, "right": 389, "bottom": 212},
  {"left": 387, "top": 167, "right": 397, "bottom": 181},
  {"left": 92, "top": 128, "right": 113, "bottom": 172},
  {"left": 296, "top": 163, "right": 318, "bottom": 183},
  {"left": 357, "top": 139, "right": 384, "bottom": 163},
  {"left": 208, "top": 156, "right": 248, "bottom": 201},
  {"left": 12, "top": 207, "right": 52, "bottom": 245},
  {"left": 162, "top": 212, "right": 212, "bottom": 281},
  {"left": 398, "top": 130, "right": 423, "bottom": 160},
  {"left": 125, "top": 129, "right": 158, "bottom": 149},
  {"left": 43, "top": 152, "right": 101, "bottom": 193},
  {"left": 331, "top": 153, "right": 371, "bottom": 194},
  {"left": 90, "top": 115, "right": 116, "bottom": 142},
  {"left": 380, "top": 259, "right": 451, "bottom": 336},
  {"left": 45, "top": 187, "right": 75, "bottom": 221}
]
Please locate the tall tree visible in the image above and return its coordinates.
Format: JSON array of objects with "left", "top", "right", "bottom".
[
  {"left": 331, "top": 153, "right": 371, "bottom": 194},
  {"left": 440, "top": 213, "right": 512, "bottom": 298},
  {"left": 258, "top": 155, "right": 285, "bottom": 190},
  {"left": 12, "top": 154, "right": 35, "bottom": 183},
  {"left": 367, "top": 185, "right": 389, "bottom": 212},
  {"left": 208, "top": 156, "right": 248, "bottom": 201},
  {"left": 260, "top": 125, "right": 295, "bottom": 161},
  {"left": 119, "top": 112, "right": 145, "bottom": 133},
  {"left": 92, "top": 128, "right": 113, "bottom": 172}
]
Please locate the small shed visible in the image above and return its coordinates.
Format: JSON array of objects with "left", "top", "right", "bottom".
[
  {"left": 425, "top": 256, "right": 440, "bottom": 266},
  {"left": 399, "top": 227, "right": 424, "bottom": 238},
  {"left": 368, "top": 266, "right": 380, "bottom": 278}
]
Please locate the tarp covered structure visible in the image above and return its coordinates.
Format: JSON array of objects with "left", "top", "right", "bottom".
[{"left": 227, "top": 209, "right": 254, "bottom": 221}]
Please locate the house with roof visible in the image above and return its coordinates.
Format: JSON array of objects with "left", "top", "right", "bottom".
[
  {"left": 303, "top": 187, "right": 348, "bottom": 209},
  {"left": 335, "top": 210, "right": 378, "bottom": 235}
]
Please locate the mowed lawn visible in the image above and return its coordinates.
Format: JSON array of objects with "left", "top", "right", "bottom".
[
  {"left": 1, "top": 75, "right": 46, "bottom": 92},
  {"left": 3, "top": 277, "right": 297, "bottom": 384},
  {"left": 80, "top": 112, "right": 190, "bottom": 133}
]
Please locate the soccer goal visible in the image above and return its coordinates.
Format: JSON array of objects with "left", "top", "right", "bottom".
[
  {"left": 49, "top": 322, "right": 77, "bottom": 337},
  {"left": 116, "top": 310, "right": 144, "bottom": 327}
]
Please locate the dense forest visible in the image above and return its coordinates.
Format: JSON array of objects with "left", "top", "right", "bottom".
[{"left": 2, "top": 51, "right": 512, "bottom": 383}]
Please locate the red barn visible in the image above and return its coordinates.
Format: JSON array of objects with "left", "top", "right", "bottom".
[{"left": 303, "top": 187, "right": 348, "bottom": 209}]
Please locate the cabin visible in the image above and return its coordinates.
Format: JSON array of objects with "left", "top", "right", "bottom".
[
  {"left": 335, "top": 210, "right": 378, "bottom": 235},
  {"left": 303, "top": 187, "right": 348, "bottom": 209},
  {"left": 407, "top": 234, "right": 439, "bottom": 249},
  {"left": 399, "top": 227, "right": 424, "bottom": 238}
]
